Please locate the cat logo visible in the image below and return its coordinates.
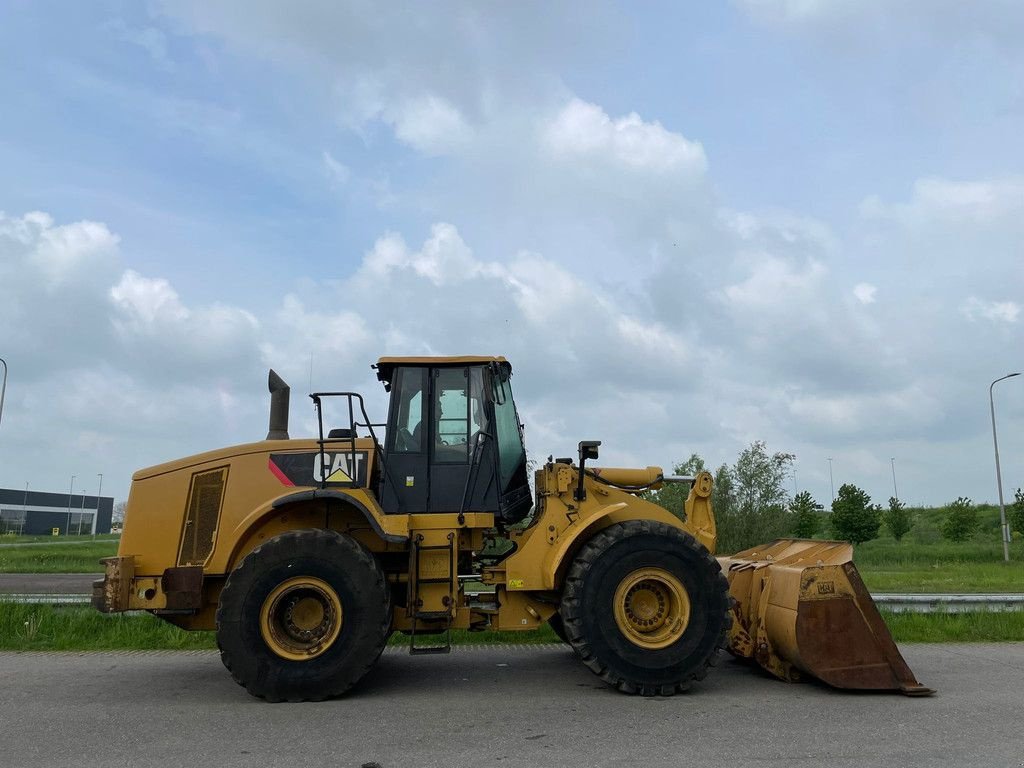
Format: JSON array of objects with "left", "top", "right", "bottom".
[{"left": 268, "top": 451, "right": 369, "bottom": 487}]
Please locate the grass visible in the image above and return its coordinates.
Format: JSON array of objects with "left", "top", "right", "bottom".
[
  {"left": 1, "top": 604, "right": 1021, "bottom": 652},
  {"left": 0, "top": 604, "right": 215, "bottom": 651},
  {"left": 881, "top": 610, "right": 1024, "bottom": 643},
  {"left": 0, "top": 537, "right": 120, "bottom": 573}
]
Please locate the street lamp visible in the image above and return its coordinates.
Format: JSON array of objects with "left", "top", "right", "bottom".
[
  {"left": 94, "top": 473, "right": 103, "bottom": 538},
  {"left": 990, "top": 372, "right": 1020, "bottom": 563},
  {"left": 0, "top": 356, "right": 7, "bottom": 428},
  {"left": 890, "top": 458, "right": 899, "bottom": 502},
  {"left": 827, "top": 458, "right": 835, "bottom": 504},
  {"left": 67, "top": 475, "right": 76, "bottom": 536}
]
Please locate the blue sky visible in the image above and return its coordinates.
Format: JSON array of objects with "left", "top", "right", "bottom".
[{"left": 1, "top": 1, "right": 1022, "bottom": 508}]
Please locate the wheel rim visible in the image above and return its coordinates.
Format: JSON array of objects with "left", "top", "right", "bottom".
[
  {"left": 259, "top": 576, "right": 343, "bottom": 661},
  {"left": 613, "top": 567, "right": 691, "bottom": 650}
]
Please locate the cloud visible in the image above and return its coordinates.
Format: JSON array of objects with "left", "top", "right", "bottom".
[
  {"left": 104, "top": 19, "right": 174, "bottom": 71},
  {"left": 322, "top": 151, "right": 351, "bottom": 185},
  {"left": 735, "top": 0, "right": 1024, "bottom": 48},
  {"left": 543, "top": 98, "right": 706, "bottom": 177},
  {"left": 862, "top": 177, "right": 1024, "bottom": 226},
  {"left": 387, "top": 94, "right": 473, "bottom": 155},
  {"left": 961, "top": 297, "right": 1020, "bottom": 324},
  {"left": 853, "top": 283, "right": 877, "bottom": 304}
]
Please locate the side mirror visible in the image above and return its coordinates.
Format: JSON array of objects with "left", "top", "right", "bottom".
[{"left": 575, "top": 440, "right": 602, "bottom": 501}]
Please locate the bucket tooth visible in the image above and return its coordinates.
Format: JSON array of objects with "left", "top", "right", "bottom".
[{"left": 719, "top": 539, "right": 934, "bottom": 696}]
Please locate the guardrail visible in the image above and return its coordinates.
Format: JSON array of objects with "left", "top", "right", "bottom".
[
  {"left": 3, "top": 592, "right": 1024, "bottom": 613},
  {"left": 1, "top": 593, "right": 91, "bottom": 605},
  {"left": 873, "top": 593, "right": 1024, "bottom": 613}
]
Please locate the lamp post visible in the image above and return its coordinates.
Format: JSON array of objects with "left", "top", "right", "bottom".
[
  {"left": 0, "top": 356, "right": 7, "bottom": 428},
  {"left": 94, "top": 473, "right": 103, "bottom": 538},
  {"left": 827, "top": 458, "right": 835, "bottom": 504},
  {"left": 990, "top": 372, "right": 1020, "bottom": 563},
  {"left": 67, "top": 475, "right": 75, "bottom": 536},
  {"left": 890, "top": 458, "right": 899, "bottom": 502}
]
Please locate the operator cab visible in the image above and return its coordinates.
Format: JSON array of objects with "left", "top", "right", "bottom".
[{"left": 374, "top": 356, "right": 531, "bottom": 523}]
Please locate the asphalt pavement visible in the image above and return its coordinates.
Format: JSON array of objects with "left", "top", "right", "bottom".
[
  {"left": 0, "top": 573, "right": 97, "bottom": 593},
  {"left": 0, "top": 643, "right": 1021, "bottom": 768}
]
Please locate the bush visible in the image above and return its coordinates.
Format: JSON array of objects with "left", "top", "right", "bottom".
[
  {"left": 941, "top": 497, "right": 978, "bottom": 542},
  {"left": 830, "top": 483, "right": 881, "bottom": 544},
  {"left": 1009, "top": 488, "right": 1024, "bottom": 536},
  {"left": 791, "top": 491, "right": 819, "bottom": 538},
  {"left": 884, "top": 496, "right": 913, "bottom": 541}
]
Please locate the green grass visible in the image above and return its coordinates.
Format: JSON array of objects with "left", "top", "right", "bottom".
[
  {"left": 0, "top": 604, "right": 215, "bottom": 651},
  {"left": 0, "top": 534, "right": 120, "bottom": 545},
  {"left": 0, "top": 538, "right": 120, "bottom": 573},
  {"left": 858, "top": 561, "right": 1024, "bottom": 592},
  {"left": 1, "top": 604, "right": 1021, "bottom": 652},
  {"left": 879, "top": 610, "right": 1024, "bottom": 642},
  {"left": 850, "top": 523, "right": 1024, "bottom": 593}
]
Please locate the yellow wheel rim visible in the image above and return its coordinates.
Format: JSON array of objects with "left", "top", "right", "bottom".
[
  {"left": 259, "top": 576, "right": 343, "bottom": 661},
  {"left": 613, "top": 567, "right": 691, "bottom": 650}
]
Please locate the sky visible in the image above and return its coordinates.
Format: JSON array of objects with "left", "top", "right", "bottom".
[{"left": 1, "top": 0, "right": 1022, "bottom": 508}]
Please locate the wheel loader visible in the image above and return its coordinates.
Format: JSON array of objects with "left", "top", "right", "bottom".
[{"left": 94, "top": 356, "right": 931, "bottom": 701}]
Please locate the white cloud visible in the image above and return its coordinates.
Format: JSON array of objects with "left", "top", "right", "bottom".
[
  {"left": 13, "top": 213, "right": 120, "bottom": 288},
  {"left": 110, "top": 270, "right": 188, "bottom": 327},
  {"left": 735, "top": 0, "right": 1024, "bottom": 48},
  {"left": 322, "top": 151, "right": 351, "bottom": 185},
  {"left": 853, "top": 283, "right": 877, "bottom": 304},
  {"left": 543, "top": 98, "right": 706, "bottom": 177},
  {"left": 722, "top": 255, "right": 826, "bottom": 309},
  {"left": 387, "top": 94, "right": 473, "bottom": 155},
  {"left": 863, "top": 177, "right": 1024, "bottom": 225},
  {"left": 104, "top": 19, "right": 174, "bottom": 70},
  {"left": 961, "top": 297, "right": 1020, "bottom": 324}
]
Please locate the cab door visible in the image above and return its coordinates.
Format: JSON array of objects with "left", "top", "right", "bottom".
[
  {"left": 380, "top": 366, "right": 429, "bottom": 514},
  {"left": 426, "top": 366, "right": 486, "bottom": 512}
]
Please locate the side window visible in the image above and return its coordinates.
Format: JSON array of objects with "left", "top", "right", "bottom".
[
  {"left": 435, "top": 368, "right": 469, "bottom": 461},
  {"left": 493, "top": 373, "right": 525, "bottom": 492},
  {"left": 390, "top": 368, "right": 426, "bottom": 453}
]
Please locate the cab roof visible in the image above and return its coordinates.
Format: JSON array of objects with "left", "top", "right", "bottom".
[{"left": 374, "top": 355, "right": 510, "bottom": 389}]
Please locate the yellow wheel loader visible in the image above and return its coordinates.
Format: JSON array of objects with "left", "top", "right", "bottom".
[{"left": 94, "top": 356, "right": 931, "bottom": 701}]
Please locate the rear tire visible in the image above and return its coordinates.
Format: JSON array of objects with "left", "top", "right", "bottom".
[
  {"left": 559, "top": 520, "right": 730, "bottom": 696},
  {"left": 216, "top": 529, "right": 389, "bottom": 702},
  {"left": 548, "top": 612, "right": 570, "bottom": 644}
]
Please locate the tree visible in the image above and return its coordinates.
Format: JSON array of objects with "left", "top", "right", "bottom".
[
  {"left": 113, "top": 501, "right": 127, "bottom": 524},
  {"left": 883, "top": 496, "right": 913, "bottom": 541},
  {"left": 790, "top": 491, "right": 819, "bottom": 538},
  {"left": 830, "top": 483, "right": 881, "bottom": 544},
  {"left": 716, "top": 441, "right": 795, "bottom": 553},
  {"left": 644, "top": 454, "right": 706, "bottom": 520},
  {"left": 941, "top": 496, "right": 978, "bottom": 542},
  {"left": 1009, "top": 488, "right": 1024, "bottom": 537}
]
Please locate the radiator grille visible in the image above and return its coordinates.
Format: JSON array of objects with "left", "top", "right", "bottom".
[{"left": 177, "top": 467, "right": 228, "bottom": 567}]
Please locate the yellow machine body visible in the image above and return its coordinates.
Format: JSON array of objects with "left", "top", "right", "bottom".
[
  {"left": 719, "top": 539, "right": 932, "bottom": 695},
  {"left": 94, "top": 355, "right": 929, "bottom": 700}
]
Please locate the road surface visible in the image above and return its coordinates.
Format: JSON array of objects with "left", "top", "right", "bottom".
[
  {"left": 0, "top": 573, "right": 96, "bottom": 593},
  {"left": 0, "top": 643, "right": 1021, "bottom": 768}
]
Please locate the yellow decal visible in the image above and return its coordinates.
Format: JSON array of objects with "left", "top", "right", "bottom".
[
  {"left": 508, "top": 578, "right": 524, "bottom": 589},
  {"left": 325, "top": 468, "right": 352, "bottom": 483},
  {"left": 52, "top": 527, "right": 60, "bottom": 536}
]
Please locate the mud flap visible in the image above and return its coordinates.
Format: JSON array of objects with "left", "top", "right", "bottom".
[{"left": 718, "top": 539, "right": 933, "bottom": 696}]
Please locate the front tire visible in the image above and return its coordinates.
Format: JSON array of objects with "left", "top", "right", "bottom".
[
  {"left": 216, "top": 529, "right": 389, "bottom": 702},
  {"left": 559, "top": 520, "right": 730, "bottom": 696}
]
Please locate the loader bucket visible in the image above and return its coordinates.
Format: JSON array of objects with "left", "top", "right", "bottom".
[{"left": 718, "top": 539, "right": 933, "bottom": 696}]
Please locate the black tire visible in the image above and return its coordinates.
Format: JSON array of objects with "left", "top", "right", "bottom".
[
  {"left": 548, "top": 612, "right": 570, "bottom": 644},
  {"left": 216, "top": 528, "right": 389, "bottom": 702},
  {"left": 559, "top": 520, "right": 730, "bottom": 696}
]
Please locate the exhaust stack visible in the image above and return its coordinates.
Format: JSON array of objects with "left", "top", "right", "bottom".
[{"left": 266, "top": 369, "right": 290, "bottom": 440}]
